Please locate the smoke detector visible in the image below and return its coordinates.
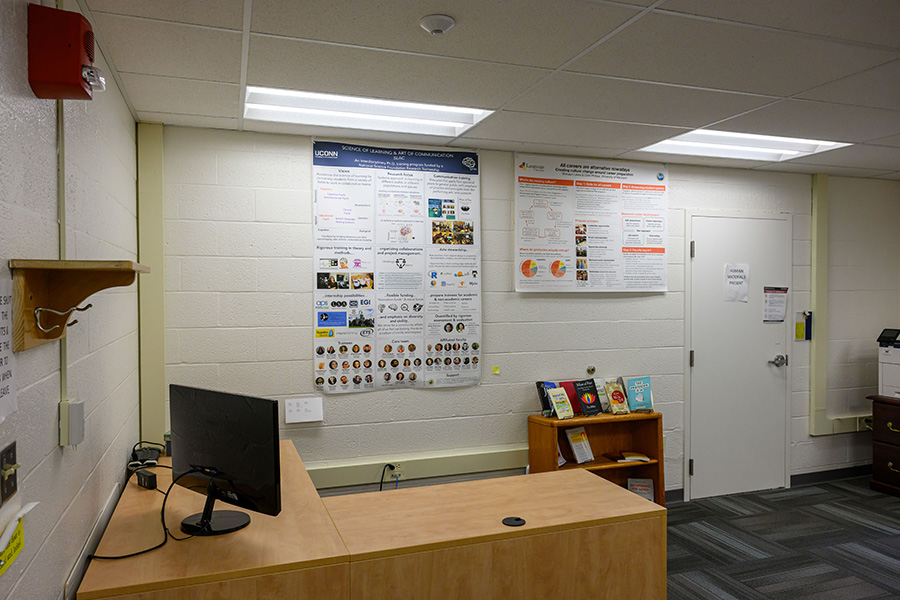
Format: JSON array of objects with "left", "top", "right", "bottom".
[{"left": 419, "top": 14, "right": 455, "bottom": 35}]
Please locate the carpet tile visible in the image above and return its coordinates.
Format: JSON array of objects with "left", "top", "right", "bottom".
[{"left": 668, "top": 477, "right": 900, "bottom": 599}]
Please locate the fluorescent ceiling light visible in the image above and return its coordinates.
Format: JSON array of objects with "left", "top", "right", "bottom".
[
  {"left": 244, "top": 86, "right": 492, "bottom": 137},
  {"left": 637, "top": 129, "right": 851, "bottom": 162}
]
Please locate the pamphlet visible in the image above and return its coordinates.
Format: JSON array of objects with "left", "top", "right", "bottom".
[{"left": 565, "top": 427, "right": 594, "bottom": 464}]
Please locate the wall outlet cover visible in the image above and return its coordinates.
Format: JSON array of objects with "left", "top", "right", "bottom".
[{"left": 1, "top": 442, "right": 17, "bottom": 504}]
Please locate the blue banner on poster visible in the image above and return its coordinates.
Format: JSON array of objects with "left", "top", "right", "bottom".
[{"left": 313, "top": 141, "right": 478, "bottom": 175}]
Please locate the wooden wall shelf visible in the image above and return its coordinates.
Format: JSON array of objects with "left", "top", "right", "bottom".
[
  {"left": 9, "top": 260, "right": 150, "bottom": 351},
  {"left": 528, "top": 412, "right": 666, "bottom": 505}
]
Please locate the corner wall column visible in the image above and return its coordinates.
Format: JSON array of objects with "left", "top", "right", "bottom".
[{"left": 137, "top": 123, "right": 166, "bottom": 442}]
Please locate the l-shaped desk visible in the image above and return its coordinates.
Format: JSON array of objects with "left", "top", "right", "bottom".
[{"left": 78, "top": 441, "right": 666, "bottom": 599}]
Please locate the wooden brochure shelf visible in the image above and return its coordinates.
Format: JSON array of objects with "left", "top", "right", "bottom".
[
  {"left": 528, "top": 412, "right": 666, "bottom": 506},
  {"left": 9, "top": 260, "right": 149, "bottom": 351}
]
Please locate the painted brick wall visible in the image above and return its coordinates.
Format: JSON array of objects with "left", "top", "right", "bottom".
[
  {"left": 0, "top": 1, "right": 138, "bottom": 598},
  {"left": 163, "top": 126, "right": 899, "bottom": 493}
]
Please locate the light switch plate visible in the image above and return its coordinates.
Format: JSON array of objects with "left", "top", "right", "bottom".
[{"left": 285, "top": 397, "right": 324, "bottom": 423}]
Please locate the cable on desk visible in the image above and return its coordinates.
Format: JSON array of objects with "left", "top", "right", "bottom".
[{"left": 88, "top": 467, "right": 199, "bottom": 561}]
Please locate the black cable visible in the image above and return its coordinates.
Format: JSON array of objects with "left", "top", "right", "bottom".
[
  {"left": 132, "top": 441, "right": 166, "bottom": 452},
  {"left": 89, "top": 467, "right": 199, "bottom": 560},
  {"left": 378, "top": 463, "right": 395, "bottom": 491}
]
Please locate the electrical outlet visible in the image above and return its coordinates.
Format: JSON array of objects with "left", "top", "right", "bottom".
[
  {"left": 1, "top": 441, "right": 18, "bottom": 504},
  {"left": 389, "top": 463, "right": 404, "bottom": 481}
]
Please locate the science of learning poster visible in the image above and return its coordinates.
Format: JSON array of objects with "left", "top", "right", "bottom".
[
  {"left": 312, "top": 141, "right": 482, "bottom": 394},
  {"left": 514, "top": 154, "right": 668, "bottom": 292}
]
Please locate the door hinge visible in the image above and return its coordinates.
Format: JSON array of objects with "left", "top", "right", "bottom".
[
  {"left": 690, "top": 240, "right": 695, "bottom": 258},
  {"left": 690, "top": 350, "right": 694, "bottom": 367},
  {"left": 689, "top": 459, "right": 694, "bottom": 476}
]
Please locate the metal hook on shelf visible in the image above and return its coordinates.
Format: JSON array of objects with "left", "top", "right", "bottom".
[{"left": 34, "top": 303, "right": 93, "bottom": 333}]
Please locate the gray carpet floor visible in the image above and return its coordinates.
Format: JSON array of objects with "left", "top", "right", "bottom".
[{"left": 667, "top": 478, "right": 900, "bottom": 599}]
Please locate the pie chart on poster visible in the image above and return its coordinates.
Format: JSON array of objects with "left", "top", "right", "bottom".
[
  {"left": 551, "top": 260, "right": 566, "bottom": 278},
  {"left": 521, "top": 260, "right": 538, "bottom": 278}
]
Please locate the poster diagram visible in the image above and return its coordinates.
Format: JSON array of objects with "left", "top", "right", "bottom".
[
  {"left": 514, "top": 154, "right": 668, "bottom": 292},
  {"left": 313, "top": 142, "right": 481, "bottom": 394}
]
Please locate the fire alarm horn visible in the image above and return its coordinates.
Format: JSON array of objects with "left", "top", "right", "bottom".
[{"left": 28, "top": 3, "right": 105, "bottom": 100}]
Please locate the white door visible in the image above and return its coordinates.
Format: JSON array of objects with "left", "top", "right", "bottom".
[{"left": 687, "top": 213, "right": 791, "bottom": 499}]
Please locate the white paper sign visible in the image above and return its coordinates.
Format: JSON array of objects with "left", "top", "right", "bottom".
[
  {"left": 724, "top": 263, "right": 749, "bottom": 302},
  {"left": 0, "top": 280, "right": 15, "bottom": 426},
  {"left": 764, "top": 287, "right": 789, "bottom": 323}
]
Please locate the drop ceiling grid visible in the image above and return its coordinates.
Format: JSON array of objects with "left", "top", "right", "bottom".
[{"left": 82, "top": 0, "right": 900, "bottom": 175}]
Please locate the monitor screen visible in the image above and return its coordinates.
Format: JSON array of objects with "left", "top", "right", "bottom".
[{"left": 169, "top": 384, "right": 281, "bottom": 536}]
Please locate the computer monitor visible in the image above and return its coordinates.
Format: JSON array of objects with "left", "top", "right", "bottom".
[{"left": 169, "top": 384, "right": 281, "bottom": 536}]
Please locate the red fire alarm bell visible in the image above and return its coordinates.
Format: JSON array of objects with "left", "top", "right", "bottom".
[{"left": 28, "top": 3, "right": 105, "bottom": 100}]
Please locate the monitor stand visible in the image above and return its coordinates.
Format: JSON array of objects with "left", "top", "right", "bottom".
[{"left": 181, "top": 479, "right": 251, "bottom": 536}]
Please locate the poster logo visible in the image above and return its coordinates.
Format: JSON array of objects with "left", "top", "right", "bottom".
[
  {"left": 461, "top": 156, "right": 477, "bottom": 171},
  {"left": 656, "top": 172, "right": 665, "bottom": 181},
  {"left": 314, "top": 149, "right": 339, "bottom": 159}
]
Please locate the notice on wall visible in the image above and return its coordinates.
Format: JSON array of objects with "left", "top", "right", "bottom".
[
  {"left": 724, "top": 263, "right": 750, "bottom": 303},
  {"left": 312, "top": 142, "right": 481, "bottom": 394},
  {"left": 514, "top": 154, "right": 668, "bottom": 292},
  {"left": 0, "top": 280, "right": 15, "bottom": 426},
  {"left": 763, "top": 286, "right": 788, "bottom": 323}
]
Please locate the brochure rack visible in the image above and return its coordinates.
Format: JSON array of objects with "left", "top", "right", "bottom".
[{"left": 528, "top": 412, "right": 665, "bottom": 506}]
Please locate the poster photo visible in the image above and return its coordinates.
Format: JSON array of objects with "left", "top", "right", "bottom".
[
  {"left": 313, "top": 142, "right": 482, "bottom": 393},
  {"left": 514, "top": 154, "right": 668, "bottom": 292}
]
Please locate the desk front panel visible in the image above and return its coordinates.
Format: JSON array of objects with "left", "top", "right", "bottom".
[{"left": 349, "top": 515, "right": 665, "bottom": 600}]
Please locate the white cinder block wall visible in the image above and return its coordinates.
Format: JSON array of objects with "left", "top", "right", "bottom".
[
  {"left": 0, "top": 1, "right": 139, "bottom": 598},
  {"left": 163, "top": 126, "right": 899, "bottom": 493}
]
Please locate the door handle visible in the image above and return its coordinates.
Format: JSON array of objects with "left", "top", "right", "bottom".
[{"left": 768, "top": 354, "right": 788, "bottom": 367}]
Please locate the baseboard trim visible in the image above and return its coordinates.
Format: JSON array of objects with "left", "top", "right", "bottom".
[
  {"left": 665, "top": 489, "right": 684, "bottom": 504},
  {"left": 790, "top": 464, "right": 872, "bottom": 487}
]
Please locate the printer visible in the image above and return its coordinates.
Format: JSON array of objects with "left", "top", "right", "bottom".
[{"left": 878, "top": 329, "right": 900, "bottom": 398}]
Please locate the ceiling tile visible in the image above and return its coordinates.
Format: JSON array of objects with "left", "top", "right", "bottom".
[
  {"left": 507, "top": 72, "right": 776, "bottom": 127},
  {"left": 243, "top": 120, "right": 456, "bottom": 148},
  {"left": 454, "top": 138, "right": 628, "bottom": 160},
  {"left": 459, "top": 111, "right": 687, "bottom": 149},
  {"left": 92, "top": 14, "right": 242, "bottom": 83},
  {"left": 121, "top": 74, "right": 239, "bottom": 118},
  {"left": 780, "top": 144, "right": 900, "bottom": 172},
  {"left": 797, "top": 59, "right": 900, "bottom": 111},
  {"left": 138, "top": 113, "right": 239, "bottom": 130},
  {"left": 660, "top": 0, "right": 900, "bottom": 49},
  {"left": 754, "top": 162, "right": 895, "bottom": 178},
  {"left": 86, "top": 0, "right": 244, "bottom": 30},
  {"left": 247, "top": 35, "right": 548, "bottom": 109},
  {"left": 250, "top": 0, "right": 640, "bottom": 69},
  {"left": 567, "top": 13, "right": 898, "bottom": 96},
  {"left": 869, "top": 134, "right": 900, "bottom": 148},
  {"left": 712, "top": 99, "right": 900, "bottom": 143}
]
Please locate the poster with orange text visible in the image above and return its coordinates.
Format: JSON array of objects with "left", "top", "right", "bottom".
[{"left": 514, "top": 154, "right": 667, "bottom": 292}]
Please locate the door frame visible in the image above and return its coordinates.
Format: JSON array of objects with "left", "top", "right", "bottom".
[{"left": 684, "top": 210, "right": 792, "bottom": 501}]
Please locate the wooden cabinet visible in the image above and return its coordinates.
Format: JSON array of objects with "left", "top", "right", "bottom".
[
  {"left": 528, "top": 412, "right": 665, "bottom": 506},
  {"left": 869, "top": 395, "right": 900, "bottom": 497}
]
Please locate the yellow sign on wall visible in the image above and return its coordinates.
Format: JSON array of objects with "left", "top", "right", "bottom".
[{"left": 0, "top": 520, "right": 24, "bottom": 577}]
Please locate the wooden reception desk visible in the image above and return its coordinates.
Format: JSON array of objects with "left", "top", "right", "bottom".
[{"left": 78, "top": 441, "right": 666, "bottom": 599}]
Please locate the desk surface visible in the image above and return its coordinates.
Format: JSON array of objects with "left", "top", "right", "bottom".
[
  {"left": 77, "top": 440, "right": 348, "bottom": 600},
  {"left": 324, "top": 468, "right": 665, "bottom": 561}
]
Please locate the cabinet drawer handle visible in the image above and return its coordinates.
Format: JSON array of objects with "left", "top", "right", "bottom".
[
  {"left": 889, "top": 462, "right": 900, "bottom": 473},
  {"left": 888, "top": 421, "right": 900, "bottom": 432}
]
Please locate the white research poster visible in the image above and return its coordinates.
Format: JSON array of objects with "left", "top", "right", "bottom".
[
  {"left": 514, "top": 154, "right": 668, "bottom": 292},
  {"left": 313, "top": 141, "right": 482, "bottom": 394}
]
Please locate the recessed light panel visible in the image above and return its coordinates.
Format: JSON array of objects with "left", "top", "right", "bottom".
[
  {"left": 637, "top": 129, "right": 851, "bottom": 162},
  {"left": 244, "top": 86, "right": 492, "bottom": 137}
]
